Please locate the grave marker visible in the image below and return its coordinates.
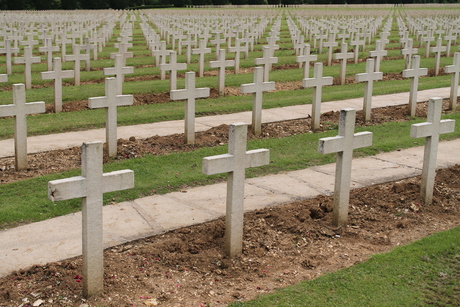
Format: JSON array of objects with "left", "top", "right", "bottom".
[
  {"left": 152, "top": 41, "right": 168, "bottom": 80},
  {"left": 430, "top": 37, "right": 447, "bottom": 76},
  {"left": 65, "top": 45, "right": 89, "bottom": 86},
  {"left": 240, "top": 66, "right": 275, "bottom": 135},
  {"left": 209, "top": 49, "right": 234, "bottom": 95},
  {"left": 318, "top": 109, "right": 373, "bottom": 226},
  {"left": 170, "top": 71, "right": 210, "bottom": 144},
  {"left": 103, "top": 54, "right": 134, "bottom": 95},
  {"left": 444, "top": 52, "right": 460, "bottom": 111},
  {"left": 192, "top": 39, "right": 211, "bottom": 78},
  {"left": 0, "top": 84, "right": 45, "bottom": 170},
  {"left": 41, "top": 57, "right": 74, "bottom": 113},
  {"left": 356, "top": 58, "right": 383, "bottom": 122},
  {"left": 410, "top": 98, "right": 455, "bottom": 205},
  {"left": 254, "top": 46, "right": 278, "bottom": 82},
  {"left": 228, "top": 38, "right": 247, "bottom": 74},
  {"left": 202, "top": 123, "right": 270, "bottom": 257},
  {"left": 401, "top": 38, "right": 418, "bottom": 69},
  {"left": 48, "top": 141, "right": 134, "bottom": 298},
  {"left": 402, "top": 55, "right": 428, "bottom": 116},
  {"left": 323, "top": 33, "right": 338, "bottom": 66},
  {"left": 303, "top": 62, "right": 333, "bottom": 131},
  {"left": 296, "top": 44, "right": 317, "bottom": 79},
  {"left": 334, "top": 43, "right": 354, "bottom": 85},
  {"left": 13, "top": 46, "right": 41, "bottom": 89},
  {"left": 369, "top": 40, "right": 387, "bottom": 72},
  {"left": 0, "top": 39, "right": 20, "bottom": 74},
  {"left": 160, "top": 51, "right": 187, "bottom": 91},
  {"left": 88, "top": 77, "right": 134, "bottom": 157},
  {"left": 39, "top": 38, "right": 60, "bottom": 71}
]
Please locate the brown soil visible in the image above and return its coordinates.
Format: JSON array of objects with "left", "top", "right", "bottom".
[
  {"left": 1, "top": 99, "right": 454, "bottom": 185},
  {"left": 0, "top": 164, "right": 459, "bottom": 307}
]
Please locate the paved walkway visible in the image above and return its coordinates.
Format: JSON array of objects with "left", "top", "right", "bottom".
[{"left": 0, "top": 87, "right": 458, "bottom": 278}]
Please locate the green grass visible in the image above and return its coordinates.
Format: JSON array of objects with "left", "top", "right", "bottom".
[
  {"left": 1, "top": 113, "right": 460, "bottom": 229},
  {"left": 229, "top": 225, "right": 460, "bottom": 307}
]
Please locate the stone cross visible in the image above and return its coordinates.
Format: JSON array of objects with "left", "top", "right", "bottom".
[
  {"left": 111, "top": 42, "right": 133, "bottom": 65},
  {"left": 254, "top": 46, "right": 278, "bottom": 82},
  {"left": 422, "top": 30, "right": 435, "bottom": 58},
  {"left": 103, "top": 54, "right": 134, "bottom": 95},
  {"left": 181, "top": 34, "right": 196, "bottom": 64},
  {"left": 160, "top": 51, "right": 187, "bottom": 91},
  {"left": 303, "top": 62, "right": 333, "bottom": 131},
  {"left": 323, "top": 33, "right": 338, "bottom": 66},
  {"left": 13, "top": 46, "right": 41, "bottom": 89},
  {"left": 401, "top": 38, "right": 418, "bottom": 69},
  {"left": 356, "top": 58, "right": 383, "bottom": 122},
  {"left": 334, "top": 43, "right": 354, "bottom": 85},
  {"left": 192, "top": 39, "right": 211, "bottom": 77},
  {"left": 152, "top": 41, "right": 168, "bottom": 80},
  {"left": 56, "top": 34, "right": 71, "bottom": 63},
  {"left": 350, "top": 36, "right": 365, "bottom": 64},
  {"left": 410, "top": 98, "right": 455, "bottom": 205},
  {"left": 65, "top": 45, "right": 89, "bottom": 86},
  {"left": 88, "top": 77, "right": 134, "bottom": 157},
  {"left": 209, "top": 49, "right": 235, "bottom": 95},
  {"left": 81, "top": 37, "right": 97, "bottom": 71},
  {"left": 0, "top": 83, "right": 45, "bottom": 170},
  {"left": 210, "top": 33, "right": 226, "bottom": 59},
  {"left": 41, "top": 57, "right": 74, "bottom": 113},
  {"left": 430, "top": 37, "right": 447, "bottom": 76},
  {"left": 369, "top": 40, "right": 387, "bottom": 72},
  {"left": 240, "top": 66, "right": 276, "bottom": 135},
  {"left": 0, "top": 39, "right": 19, "bottom": 75},
  {"left": 48, "top": 141, "right": 134, "bottom": 298},
  {"left": 444, "top": 29, "right": 456, "bottom": 57},
  {"left": 318, "top": 109, "right": 373, "bottom": 226},
  {"left": 202, "top": 123, "right": 270, "bottom": 257},
  {"left": 170, "top": 71, "right": 210, "bottom": 144},
  {"left": 39, "top": 38, "right": 60, "bottom": 71},
  {"left": 228, "top": 37, "right": 247, "bottom": 74},
  {"left": 20, "top": 34, "right": 38, "bottom": 50},
  {"left": 444, "top": 52, "right": 460, "bottom": 111},
  {"left": 402, "top": 55, "right": 428, "bottom": 116},
  {"left": 296, "top": 44, "right": 317, "bottom": 79}
]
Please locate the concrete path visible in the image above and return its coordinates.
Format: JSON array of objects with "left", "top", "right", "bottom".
[
  {"left": 0, "top": 87, "right": 451, "bottom": 158},
  {"left": 0, "top": 86, "right": 457, "bottom": 278}
]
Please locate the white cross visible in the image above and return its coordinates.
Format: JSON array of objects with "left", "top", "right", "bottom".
[
  {"left": 228, "top": 37, "right": 248, "bottom": 74},
  {"left": 402, "top": 55, "right": 428, "bottom": 116},
  {"left": 355, "top": 58, "right": 383, "bottom": 122},
  {"left": 192, "top": 39, "right": 211, "bottom": 77},
  {"left": 0, "top": 39, "right": 19, "bottom": 74},
  {"left": 303, "top": 62, "right": 333, "bottom": 131},
  {"left": 444, "top": 29, "right": 456, "bottom": 57},
  {"left": 20, "top": 34, "right": 38, "bottom": 49},
  {"left": 55, "top": 34, "right": 71, "bottom": 63},
  {"left": 334, "top": 43, "right": 354, "bottom": 85},
  {"left": 369, "top": 40, "right": 387, "bottom": 72},
  {"left": 103, "top": 54, "right": 134, "bottom": 95},
  {"left": 13, "top": 46, "right": 41, "bottom": 89},
  {"left": 318, "top": 109, "right": 373, "bottom": 226},
  {"left": 65, "top": 45, "right": 89, "bottom": 86},
  {"left": 88, "top": 77, "right": 134, "bottom": 157},
  {"left": 240, "top": 66, "right": 276, "bottom": 135},
  {"left": 152, "top": 41, "right": 169, "bottom": 80},
  {"left": 202, "top": 123, "right": 270, "bottom": 257},
  {"left": 323, "top": 33, "right": 338, "bottom": 66},
  {"left": 160, "top": 50, "right": 187, "bottom": 91},
  {"left": 209, "top": 49, "right": 235, "bottom": 95},
  {"left": 80, "top": 37, "right": 97, "bottom": 71},
  {"left": 430, "top": 37, "right": 447, "bottom": 76},
  {"left": 422, "top": 30, "right": 435, "bottom": 58},
  {"left": 170, "top": 71, "right": 210, "bottom": 144},
  {"left": 401, "top": 38, "right": 418, "bottom": 69},
  {"left": 444, "top": 52, "right": 460, "bottom": 111},
  {"left": 180, "top": 33, "right": 195, "bottom": 64},
  {"left": 111, "top": 42, "right": 133, "bottom": 66},
  {"left": 350, "top": 37, "right": 365, "bottom": 64},
  {"left": 48, "top": 141, "right": 134, "bottom": 298},
  {"left": 41, "top": 57, "right": 74, "bottom": 113},
  {"left": 254, "top": 46, "right": 278, "bottom": 82},
  {"left": 39, "top": 38, "right": 60, "bottom": 71},
  {"left": 410, "top": 98, "right": 455, "bottom": 205},
  {"left": 296, "top": 44, "right": 317, "bottom": 79},
  {"left": 0, "top": 83, "right": 45, "bottom": 170},
  {"left": 210, "top": 33, "right": 226, "bottom": 59}
]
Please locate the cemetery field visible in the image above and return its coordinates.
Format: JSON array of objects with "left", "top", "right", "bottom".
[{"left": 1, "top": 164, "right": 459, "bottom": 306}]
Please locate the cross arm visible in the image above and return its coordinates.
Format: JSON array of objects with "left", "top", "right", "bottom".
[
  {"left": 410, "top": 120, "right": 456, "bottom": 138},
  {"left": 240, "top": 82, "right": 275, "bottom": 94},
  {"left": 246, "top": 149, "right": 270, "bottom": 168},
  {"left": 102, "top": 170, "right": 135, "bottom": 193},
  {"left": 48, "top": 176, "right": 87, "bottom": 201},
  {"left": 402, "top": 67, "right": 428, "bottom": 78},
  {"left": 444, "top": 65, "right": 460, "bottom": 74},
  {"left": 203, "top": 153, "right": 233, "bottom": 175},
  {"left": 41, "top": 70, "right": 74, "bottom": 80}
]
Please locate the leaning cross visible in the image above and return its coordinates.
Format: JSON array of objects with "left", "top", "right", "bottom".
[
  {"left": 103, "top": 54, "right": 134, "bottom": 95},
  {"left": 41, "top": 57, "right": 74, "bottom": 113},
  {"left": 296, "top": 44, "right": 317, "bottom": 79},
  {"left": 240, "top": 66, "right": 276, "bottom": 135},
  {"left": 160, "top": 51, "right": 187, "bottom": 91},
  {"left": 13, "top": 46, "right": 41, "bottom": 89},
  {"left": 402, "top": 55, "right": 428, "bottom": 116},
  {"left": 444, "top": 52, "right": 460, "bottom": 111},
  {"left": 410, "top": 98, "right": 455, "bottom": 205},
  {"left": 303, "top": 62, "right": 333, "bottom": 131},
  {"left": 202, "top": 123, "right": 270, "bottom": 257},
  {"left": 170, "top": 71, "right": 210, "bottom": 144},
  {"left": 334, "top": 43, "right": 354, "bottom": 85},
  {"left": 355, "top": 58, "right": 383, "bottom": 122},
  {"left": 209, "top": 49, "right": 235, "bottom": 95},
  {"left": 48, "top": 141, "right": 134, "bottom": 298},
  {"left": 0, "top": 83, "right": 45, "bottom": 170},
  {"left": 88, "top": 77, "right": 134, "bottom": 157},
  {"left": 318, "top": 108, "right": 373, "bottom": 227}
]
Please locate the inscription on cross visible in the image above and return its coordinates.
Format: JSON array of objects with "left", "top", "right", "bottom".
[
  {"left": 48, "top": 141, "right": 134, "bottom": 298},
  {"left": 88, "top": 77, "right": 134, "bottom": 157},
  {"left": 170, "top": 72, "right": 210, "bottom": 144},
  {"left": 240, "top": 66, "right": 276, "bottom": 135},
  {"left": 410, "top": 98, "right": 455, "bottom": 205},
  {"left": 0, "top": 84, "right": 45, "bottom": 170},
  {"left": 203, "top": 123, "right": 270, "bottom": 257},
  {"left": 318, "top": 109, "right": 373, "bottom": 227}
]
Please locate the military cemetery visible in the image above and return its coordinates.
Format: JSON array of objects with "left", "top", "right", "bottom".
[{"left": 0, "top": 4, "right": 460, "bottom": 306}]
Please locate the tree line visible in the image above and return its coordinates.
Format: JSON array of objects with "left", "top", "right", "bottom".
[{"left": 0, "top": 0, "right": 457, "bottom": 11}]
